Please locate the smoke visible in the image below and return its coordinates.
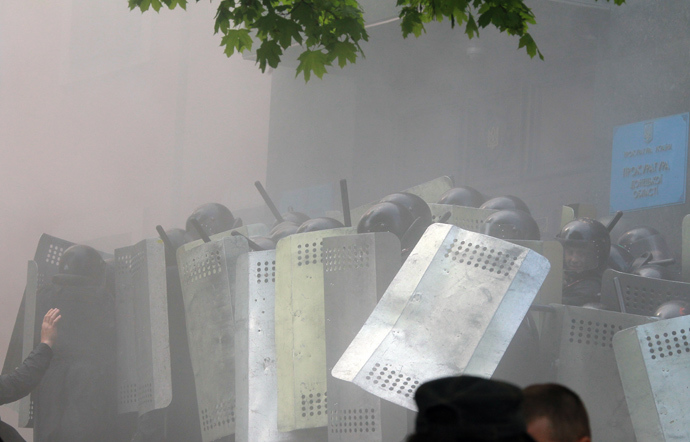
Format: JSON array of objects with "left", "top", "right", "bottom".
[{"left": 0, "top": 0, "right": 271, "bottom": 392}]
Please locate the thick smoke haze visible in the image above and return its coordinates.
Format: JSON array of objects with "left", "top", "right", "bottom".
[{"left": 0, "top": 1, "right": 271, "bottom": 433}]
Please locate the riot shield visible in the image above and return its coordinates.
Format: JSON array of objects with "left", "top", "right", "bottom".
[
  {"left": 491, "top": 240, "right": 563, "bottom": 386},
  {"left": 350, "top": 176, "right": 453, "bottom": 225},
  {"left": 322, "top": 232, "right": 408, "bottom": 442},
  {"left": 177, "top": 236, "right": 249, "bottom": 442},
  {"left": 600, "top": 269, "right": 690, "bottom": 315},
  {"left": 16, "top": 261, "right": 38, "bottom": 427},
  {"left": 114, "top": 239, "right": 171, "bottom": 415},
  {"left": 181, "top": 223, "right": 270, "bottom": 252},
  {"left": 681, "top": 214, "right": 690, "bottom": 282},
  {"left": 3, "top": 236, "right": 75, "bottom": 377},
  {"left": 613, "top": 315, "right": 690, "bottom": 441},
  {"left": 332, "top": 224, "right": 550, "bottom": 410},
  {"left": 274, "top": 227, "right": 357, "bottom": 431},
  {"left": 560, "top": 204, "right": 597, "bottom": 229},
  {"left": 428, "top": 204, "right": 496, "bottom": 232},
  {"left": 235, "top": 250, "right": 326, "bottom": 442},
  {"left": 539, "top": 304, "right": 656, "bottom": 441}
]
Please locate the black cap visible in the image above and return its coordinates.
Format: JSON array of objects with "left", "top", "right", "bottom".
[{"left": 413, "top": 375, "right": 535, "bottom": 441}]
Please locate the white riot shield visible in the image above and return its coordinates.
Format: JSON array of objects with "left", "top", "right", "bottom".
[
  {"left": 601, "top": 269, "right": 690, "bottom": 315},
  {"left": 539, "top": 305, "right": 656, "bottom": 441},
  {"left": 613, "top": 316, "right": 690, "bottom": 441},
  {"left": 274, "top": 227, "right": 356, "bottom": 431},
  {"left": 178, "top": 236, "right": 250, "bottom": 442},
  {"left": 322, "top": 232, "right": 408, "bottom": 442},
  {"left": 16, "top": 261, "right": 38, "bottom": 427},
  {"left": 428, "top": 204, "right": 496, "bottom": 232},
  {"left": 332, "top": 223, "right": 550, "bottom": 410},
  {"left": 560, "top": 204, "right": 597, "bottom": 229},
  {"left": 235, "top": 250, "right": 326, "bottom": 442},
  {"left": 114, "top": 239, "right": 171, "bottom": 415},
  {"left": 181, "top": 223, "right": 269, "bottom": 252},
  {"left": 350, "top": 176, "right": 453, "bottom": 224}
]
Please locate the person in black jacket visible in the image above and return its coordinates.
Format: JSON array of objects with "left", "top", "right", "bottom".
[{"left": 1, "top": 308, "right": 61, "bottom": 442}]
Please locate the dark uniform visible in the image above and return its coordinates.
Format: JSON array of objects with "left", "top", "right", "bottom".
[
  {"left": 0, "top": 343, "right": 53, "bottom": 442},
  {"left": 33, "top": 245, "right": 117, "bottom": 442}
]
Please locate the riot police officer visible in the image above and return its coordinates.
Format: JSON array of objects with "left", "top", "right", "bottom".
[
  {"left": 33, "top": 245, "right": 117, "bottom": 442},
  {"left": 556, "top": 218, "right": 610, "bottom": 306}
]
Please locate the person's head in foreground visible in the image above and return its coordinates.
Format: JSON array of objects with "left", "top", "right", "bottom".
[
  {"left": 407, "top": 375, "right": 536, "bottom": 442},
  {"left": 521, "top": 383, "right": 591, "bottom": 442}
]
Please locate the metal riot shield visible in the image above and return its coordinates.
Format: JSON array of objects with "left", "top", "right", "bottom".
[
  {"left": 181, "top": 223, "right": 270, "bottom": 252},
  {"left": 274, "top": 227, "right": 357, "bottom": 431},
  {"left": 178, "top": 236, "right": 250, "bottom": 442},
  {"left": 114, "top": 239, "right": 171, "bottom": 415},
  {"left": 559, "top": 204, "right": 597, "bottom": 229},
  {"left": 323, "top": 232, "right": 408, "bottom": 442},
  {"left": 428, "top": 204, "right": 496, "bottom": 232},
  {"left": 15, "top": 261, "right": 39, "bottom": 427},
  {"left": 539, "top": 304, "right": 656, "bottom": 441},
  {"left": 3, "top": 234, "right": 75, "bottom": 428},
  {"left": 600, "top": 269, "right": 690, "bottom": 315},
  {"left": 681, "top": 214, "right": 690, "bottom": 282},
  {"left": 491, "top": 240, "right": 563, "bottom": 387},
  {"left": 613, "top": 316, "right": 690, "bottom": 441},
  {"left": 235, "top": 250, "right": 326, "bottom": 442},
  {"left": 350, "top": 176, "right": 453, "bottom": 225},
  {"left": 332, "top": 223, "right": 550, "bottom": 410}
]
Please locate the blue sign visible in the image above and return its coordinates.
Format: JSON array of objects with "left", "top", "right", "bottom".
[{"left": 610, "top": 112, "right": 689, "bottom": 212}]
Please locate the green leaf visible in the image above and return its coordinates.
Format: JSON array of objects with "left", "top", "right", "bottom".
[
  {"left": 256, "top": 40, "right": 283, "bottom": 72},
  {"left": 220, "top": 29, "right": 254, "bottom": 56},
  {"left": 518, "top": 33, "right": 543, "bottom": 60},
  {"left": 151, "top": 0, "right": 162, "bottom": 12},
  {"left": 328, "top": 40, "right": 358, "bottom": 67},
  {"left": 296, "top": 49, "right": 330, "bottom": 82}
]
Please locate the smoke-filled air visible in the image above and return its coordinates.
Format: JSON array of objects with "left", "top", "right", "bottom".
[{"left": 2, "top": 0, "right": 690, "bottom": 441}]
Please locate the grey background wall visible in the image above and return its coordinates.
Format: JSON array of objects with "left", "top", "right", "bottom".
[{"left": 265, "top": 0, "right": 690, "bottom": 259}]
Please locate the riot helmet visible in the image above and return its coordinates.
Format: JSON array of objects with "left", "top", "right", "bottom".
[
  {"left": 481, "top": 209, "right": 540, "bottom": 241},
  {"left": 632, "top": 264, "right": 673, "bottom": 280},
  {"left": 617, "top": 226, "right": 674, "bottom": 263},
  {"left": 357, "top": 201, "right": 415, "bottom": 241},
  {"left": 296, "top": 217, "right": 344, "bottom": 233},
  {"left": 607, "top": 244, "right": 634, "bottom": 273},
  {"left": 479, "top": 195, "right": 531, "bottom": 215},
  {"left": 380, "top": 193, "right": 433, "bottom": 227},
  {"left": 556, "top": 218, "right": 610, "bottom": 274},
  {"left": 186, "top": 203, "right": 236, "bottom": 240},
  {"left": 655, "top": 300, "right": 690, "bottom": 320},
  {"left": 268, "top": 221, "right": 300, "bottom": 243},
  {"left": 58, "top": 244, "right": 107, "bottom": 285},
  {"left": 437, "top": 186, "right": 485, "bottom": 208}
]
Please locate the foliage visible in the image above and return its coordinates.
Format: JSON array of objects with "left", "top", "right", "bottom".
[{"left": 128, "top": 0, "right": 626, "bottom": 82}]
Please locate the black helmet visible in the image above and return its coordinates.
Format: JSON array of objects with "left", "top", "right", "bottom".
[
  {"left": 380, "top": 193, "right": 433, "bottom": 228},
  {"left": 480, "top": 195, "right": 531, "bottom": 215},
  {"left": 186, "top": 203, "right": 236, "bottom": 240},
  {"left": 268, "top": 221, "right": 300, "bottom": 243},
  {"left": 357, "top": 201, "right": 415, "bottom": 241},
  {"left": 655, "top": 300, "right": 690, "bottom": 320},
  {"left": 296, "top": 217, "right": 344, "bottom": 233},
  {"left": 632, "top": 264, "right": 673, "bottom": 280},
  {"left": 556, "top": 218, "right": 610, "bottom": 274},
  {"left": 481, "top": 209, "right": 540, "bottom": 241},
  {"left": 58, "top": 244, "right": 107, "bottom": 284},
  {"left": 608, "top": 244, "right": 634, "bottom": 273},
  {"left": 617, "top": 226, "right": 674, "bottom": 263},
  {"left": 437, "top": 186, "right": 485, "bottom": 208}
]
